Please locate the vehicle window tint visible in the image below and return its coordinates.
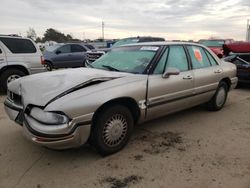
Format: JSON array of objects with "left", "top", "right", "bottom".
[
  {"left": 0, "top": 48, "right": 2, "bottom": 54},
  {"left": 0, "top": 38, "right": 37, "bottom": 53},
  {"left": 71, "top": 45, "right": 86, "bottom": 52},
  {"left": 85, "top": 44, "right": 94, "bottom": 50},
  {"left": 187, "top": 46, "right": 211, "bottom": 69},
  {"left": 58, "top": 45, "right": 71, "bottom": 53},
  {"left": 239, "top": 55, "right": 250, "bottom": 63},
  {"left": 166, "top": 46, "right": 188, "bottom": 71},
  {"left": 205, "top": 50, "right": 218, "bottom": 66},
  {"left": 233, "top": 59, "right": 244, "bottom": 65},
  {"left": 153, "top": 48, "right": 169, "bottom": 74}
]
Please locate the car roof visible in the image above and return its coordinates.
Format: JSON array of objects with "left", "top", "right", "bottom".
[
  {"left": 0, "top": 35, "right": 31, "bottom": 40},
  {"left": 121, "top": 41, "right": 205, "bottom": 47}
]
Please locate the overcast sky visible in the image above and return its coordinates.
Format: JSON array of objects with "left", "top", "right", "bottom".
[{"left": 1, "top": 0, "right": 249, "bottom": 41}]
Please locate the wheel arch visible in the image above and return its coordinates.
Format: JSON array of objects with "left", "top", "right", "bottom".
[
  {"left": 220, "top": 77, "right": 231, "bottom": 90},
  {"left": 92, "top": 97, "right": 141, "bottom": 126},
  {"left": 0, "top": 65, "right": 29, "bottom": 76}
]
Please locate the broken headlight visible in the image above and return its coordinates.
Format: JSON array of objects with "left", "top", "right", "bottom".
[{"left": 30, "top": 107, "right": 69, "bottom": 125}]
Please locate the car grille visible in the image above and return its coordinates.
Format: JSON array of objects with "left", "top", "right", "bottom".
[
  {"left": 7, "top": 90, "right": 22, "bottom": 106},
  {"left": 86, "top": 52, "right": 105, "bottom": 63}
]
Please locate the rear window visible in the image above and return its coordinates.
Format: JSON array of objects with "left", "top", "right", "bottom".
[
  {"left": 85, "top": 44, "right": 94, "bottom": 50},
  {"left": 0, "top": 37, "right": 37, "bottom": 54}
]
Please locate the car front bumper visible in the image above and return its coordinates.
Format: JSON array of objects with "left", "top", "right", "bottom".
[{"left": 4, "top": 99, "right": 92, "bottom": 149}]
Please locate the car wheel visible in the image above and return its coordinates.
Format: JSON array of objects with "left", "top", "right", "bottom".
[
  {"left": 207, "top": 82, "right": 228, "bottom": 111},
  {"left": 44, "top": 61, "right": 53, "bottom": 71},
  {"left": 0, "top": 69, "right": 26, "bottom": 93},
  {"left": 91, "top": 105, "right": 134, "bottom": 156}
]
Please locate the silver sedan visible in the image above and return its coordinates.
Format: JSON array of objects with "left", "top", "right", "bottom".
[{"left": 4, "top": 42, "right": 238, "bottom": 155}]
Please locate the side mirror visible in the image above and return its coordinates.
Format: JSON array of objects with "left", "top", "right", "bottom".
[
  {"left": 162, "top": 67, "right": 180, "bottom": 78},
  {"left": 55, "top": 50, "right": 61, "bottom": 55}
]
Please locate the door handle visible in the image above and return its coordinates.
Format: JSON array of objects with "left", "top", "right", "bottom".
[
  {"left": 0, "top": 59, "right": 4, "bottom": 61},
  {"left": 183, "top": 75, "right": 193, "bottom": 80},
  {"left": 214, "top": 69, "right": 222, "bottom": 74}
]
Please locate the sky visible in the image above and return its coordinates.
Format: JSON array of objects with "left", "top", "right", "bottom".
[{"left": 0, "top": 0, "right": 250, "bottom": 41}]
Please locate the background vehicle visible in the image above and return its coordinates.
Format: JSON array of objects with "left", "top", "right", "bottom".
[
  {"left": 0, "top": 35, "right": 46, "bottom": 92},
  {"left": 223, "top": 42, "right": 250, "bottom": 83},
  {"left": 86, "top": 36, "right": 165, "bottom": 63},
  {"left": 5, "top": 42, "right": 237, "bottom": 156},
  {"left": 43, "top": 43, "right": 95, "bottom": 71},
  {"left": 198, "top": 39, "right": 234, "bottom": 58}
]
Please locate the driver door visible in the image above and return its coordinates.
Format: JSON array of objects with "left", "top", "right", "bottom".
[{"left": 146, "top": 45, "right": 194, "bottom": 120}]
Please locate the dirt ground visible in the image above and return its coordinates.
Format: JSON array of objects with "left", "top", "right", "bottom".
[{"left": 0, "top": 85, "right": 250, "bottom": 188}]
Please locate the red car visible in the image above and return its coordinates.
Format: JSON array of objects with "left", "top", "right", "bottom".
[{"left": 198, "top": 39, "right": 234, "bottom": 58}]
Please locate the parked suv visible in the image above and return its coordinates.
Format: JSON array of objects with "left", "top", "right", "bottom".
[
  {"left": 0, "top": 35, "right": 46, "bottom": 92},
  {"left": 86, "top": 36, "right": 165, "bottom": 63},
  {"left": 43, "top": 43, "right": 94, "bottom": 71}
]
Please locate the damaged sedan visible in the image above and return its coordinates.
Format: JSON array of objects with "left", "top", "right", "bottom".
[{"left": 4, "top": 42, "right": 238, "bottom": 155}]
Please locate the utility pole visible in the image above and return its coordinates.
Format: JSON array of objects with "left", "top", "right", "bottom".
[
  {"left": 102, "top": 21, "right": 105, "bottom": 41},
  {"left": 247, "top": 19, "right": 250, "bottom": 41}
]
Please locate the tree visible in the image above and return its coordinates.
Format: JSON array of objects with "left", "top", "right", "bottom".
[
  {"left": 42, "top": 28, "right": 74, "bottom": 42},
  {"left": 26, "top": 27, "right": 37, "bottom": 41},
  {"left": 35, "top": 37, "right": 42, "bottom": 43}
]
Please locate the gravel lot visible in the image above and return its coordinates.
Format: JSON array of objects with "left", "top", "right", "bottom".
[{"left": 0, "top": 86, "right": 250, "bottom": 188}]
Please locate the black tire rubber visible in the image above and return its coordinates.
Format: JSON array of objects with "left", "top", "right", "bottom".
[
  {"left": 207, "top": 82, "right": 228, "bottom": 111},
  {"left": 0, "top": 69, "right": 26, "bottom": 93},
  {"left": 91, "top": 105, "right": 134, "bottom": 156},
  {"left": 44, "top": 61, "right": 53, "bottom": 71}
]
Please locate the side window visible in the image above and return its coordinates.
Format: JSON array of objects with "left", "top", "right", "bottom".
[
  {"left": 0, "top": 48, "right": 2, "bottom": 54},
  {"left": 239, "top": 55, "right": 250, "bottom": 63},
  {"left": 187, "top": 46, "right": 211, "bottom": 69},
  {"left": 153, "top": 48, "right": 169, "bottom": 74},
  {"left": 71, "top": 45, "right": 86, "bottom": 53},
  {"left": 0, "top": 38, "right": 37, "bottom": 53},
  {"left": 57, "top": 45, "right": 71, "bottom": 53},
  {"left": 166, "top": 46, "right": 189, "bottom": 71},
  {"left": 205, "top": 50, "right": 218, "bottom": 66}
]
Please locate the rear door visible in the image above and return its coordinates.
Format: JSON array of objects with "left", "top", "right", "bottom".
[
  {"left": 0, "top": 43, "right": 7, "bottom": 67},
  {"left": 186, "top": 45, "right": 222, "bottom": 97},
  {"left": 146, "top": 45, "right": 194, "bottom": 120},
  {"left": 70, "top": 44, "right": 87, "bottom": 67}
]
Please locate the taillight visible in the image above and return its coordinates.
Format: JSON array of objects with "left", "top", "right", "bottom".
[{"left": 40, "top": 56, "right": 45, "bottom": 65}]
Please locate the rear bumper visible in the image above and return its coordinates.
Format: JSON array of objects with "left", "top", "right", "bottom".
[
  {"left": 230, "top": 77, "right": 238, "bottom": 89},
  {"left": 4, "top": 99, "right": 92, "bottom": 149}
]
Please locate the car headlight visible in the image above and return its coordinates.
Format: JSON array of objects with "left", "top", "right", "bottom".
[{"left": 30, "top": 107, "right": 69, "bottom": 125}]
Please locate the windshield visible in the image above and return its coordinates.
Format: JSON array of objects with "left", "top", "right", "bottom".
[
  {"left": 112, "top": 38, "right": 139, "bottom": 48},
  {"left": 199, "top": 40, "right": 225, "bottom": 47},
  {"left": 91, "top": 45, "right": 159, "bottom": 74},
  {"left": 46, "top": 44, "right": 63, "bottom": 52}
]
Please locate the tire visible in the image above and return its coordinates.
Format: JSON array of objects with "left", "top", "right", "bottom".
[
  {"left": 0, "top": 69, "right": 26, "bottom": 93},
  {"left": 207, "top": 82, "right": 228, "bottom": 111},
  {"left": 91, "top": 105, "right": 134, "bottom": 156},
  {"left": 44, "top": 61, "right": 53, "bottom": 71}
]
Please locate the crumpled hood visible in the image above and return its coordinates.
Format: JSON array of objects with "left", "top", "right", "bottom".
[{"left": 8, "top": 68, "right": 131, "bottom": 107}]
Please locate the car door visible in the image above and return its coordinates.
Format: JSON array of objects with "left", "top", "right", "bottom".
[
  {"left": 186, "top": 45, "right": 223, "bottom": 100},
  {"left": 51, "top": 44, "right": 72, "bottom": 68},
  {"left": 146, "top": 45, "right": 194, "bottom": 120},
  {"left": 0, "top": 44, "right": 7, "bottom": 67},
  {"left": 70, "top": 44, "right": 87, "bottom": 67}
]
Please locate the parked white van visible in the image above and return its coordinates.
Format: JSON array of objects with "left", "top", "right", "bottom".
[{"left": 0, "top": 35, "right": 46, "bottom": 92}]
